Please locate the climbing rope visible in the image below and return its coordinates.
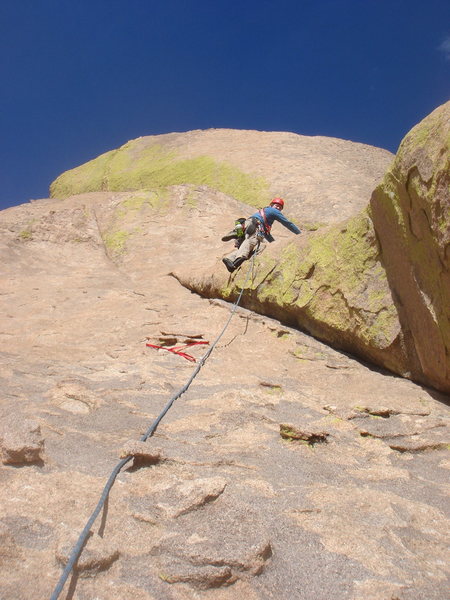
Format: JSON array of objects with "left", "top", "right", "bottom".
[{"left": 49, "top": 255, "right": 255, "bottom": 600}]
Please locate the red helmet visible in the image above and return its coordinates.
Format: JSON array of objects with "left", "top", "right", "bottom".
[{"left": 270, "top": 198, "right": 284, "bottom": 209}]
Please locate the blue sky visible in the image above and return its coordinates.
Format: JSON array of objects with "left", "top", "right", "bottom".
[{"left": 1, "top": 0, "right": 449, "bottom": 210}]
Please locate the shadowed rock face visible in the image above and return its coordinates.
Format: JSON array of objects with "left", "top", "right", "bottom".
[
  {"left": 370, "top": 101, "right": 450, "bottom": 394},
  {"left": 1, "top": 126, "right": 449, "bottom": 600}
]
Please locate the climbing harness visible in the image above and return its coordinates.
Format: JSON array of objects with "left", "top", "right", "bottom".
[
  {"left": 49, "top": 255, "right": 256, "bottom": 600},
  {"left": 146, "top": 340, "right": 209, "bottom": 362},
  {"left": 258, "top": 208, "right": 272, "bottom": 237}
]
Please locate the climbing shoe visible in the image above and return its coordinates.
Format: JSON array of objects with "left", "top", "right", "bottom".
[
  {"left": 221, "top": 231, "right": 238, "bottom": 242},
  {"left": 222, "top": 258, "right": 236, "bottom": 273},
  {"left": 233, "top": 257, "right": 246, "bottom": 269}
]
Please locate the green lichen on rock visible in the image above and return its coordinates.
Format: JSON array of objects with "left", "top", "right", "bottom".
[
  {"left": 50, "top": 149, "right": 116, "bottom": 198},
  {"left": 396, "top": 104, "right": 449, "bottom": 175},
  {"left": 18, "top": 229, "right": 33, "bottom": 241},
  {"left": 210, "top": 207, "right": 401, "bottom": 372},
  {"left": 370, "top": 100, "right": 450, "bottom": 393},
  {"left": 219, "top": 249, "right": 278, "bottom": 301},
  {"left": 291, "top": 346, "right": 326, "bottom": 361},
  {"left": 103, "top": 230, "right": 130, "bottom": 254},
  {"left": 50, "top": 139, "right": 270, "bottom": 207},
  {"left": 98, "top": 189, "right": 171, "bottom": 258},
  {"left": 302, "top": 214, "right": 393, "bottom": 332},
  {"left": 256, "top": 210, "right": 398, "bottom": 348},
  {"left": 116, "top": 190, "right": 169, "bottom": 217},
  {"left": 301, "top": 222, "right": 325, "bottom": 232}
]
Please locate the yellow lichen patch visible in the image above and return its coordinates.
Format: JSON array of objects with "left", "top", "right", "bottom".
[
  {"left": 98, "top": 189, "right": 171, "bottom": 258},
  {"left": 103, "top": 230, "right": 130, "bottom": 254},
  {"left": 116, "top": 190, "right": 169, "bottom": 217},
  {"left": 18, "top": 229, "right": 33, "bottom": 241},
  {"left": 50, "top": 140, "right": 270, "bottom": 207},
  {"left": 218, "top": 208, "right": 399, "bottom": 356},
  {"left": 50, "top": 149, "right": 117, "bottom": 198}
]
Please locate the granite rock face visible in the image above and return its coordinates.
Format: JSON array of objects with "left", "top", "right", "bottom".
[
  {"left": 50, "top": 128, "right": 393, "bottom": 229},
  {"left": 1, "top": 125, "right": 449, "bottom": 600},
  {"left": 175, "top": 105, "right": 450, "bottom": 393},
  {"left": 370, "top": 101, "right": 450, "bottom": 393},
  {"left": 176, "top": 208, "right": 407, "bottom": 377}
]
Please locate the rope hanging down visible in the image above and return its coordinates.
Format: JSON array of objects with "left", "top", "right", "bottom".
[{"left": 49, "top": 256, "right": 255, "bottom": 600}]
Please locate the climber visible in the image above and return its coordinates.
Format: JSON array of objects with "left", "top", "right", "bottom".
[{"left": 222, "top": 198, "right": 301, "bottom": 273}]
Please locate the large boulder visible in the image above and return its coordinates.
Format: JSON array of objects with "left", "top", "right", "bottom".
[
  {"left": 370, "top": 101, "right": 450, "bottom": 393},
  {"left": 175, "top": 103, "right": 450, "bottom": 394}
]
